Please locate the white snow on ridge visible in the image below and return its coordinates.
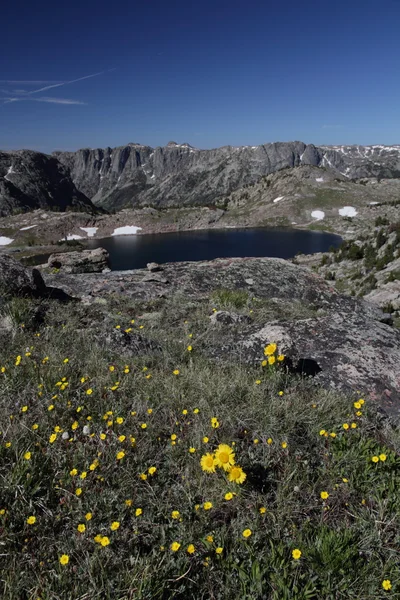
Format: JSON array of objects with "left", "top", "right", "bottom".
[
  {"left": 369, "top": 201, "right": 379, "bottom": 205},
  {"left": 0, "top": 236, "right": 14, "bottom": 245},
  {"left": 80, "top": 227, "right": 98, "bottom": 237},
  {"left": 20, "top": 225, "right": 37, "bottom": 231},
  {"left": 311, "top": 210, "right": 325, "bottom": 221},
  {"left": 111, "top": 226, "right": 142, "bottom": 236},
  {"left": 273, "top": 196, "right": 284, "bottom": 203},
  {"left": 4, "top": 165, "right": 14, "bottom": 180},
  {"left": 316, "top": 177, "right": 324, "bottom": 183},
  {"left": 339, "top": 206, "right": 358, "bottom": 217}
]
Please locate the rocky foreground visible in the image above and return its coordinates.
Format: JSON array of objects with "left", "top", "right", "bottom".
[{"left": 2, "top": 252, "right": 399, "bottom": 418}]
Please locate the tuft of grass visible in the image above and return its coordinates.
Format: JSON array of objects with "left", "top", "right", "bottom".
[
  {"left": 0, "top": 293, "right": 399, "bottom": 599},
  {"left": 211, "top": 288, "right": 249, "bottom": 310}
]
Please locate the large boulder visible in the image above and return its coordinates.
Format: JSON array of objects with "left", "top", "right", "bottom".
[
  {"left": 0, "top": 254, "right": 46, "bottom": 299},
  {"left": 46, "top": 247, "right": 110, "bottom": 274},
  {"left": 217, "top": 316, "right": 400, "bottom": 417},
  {"left": 96, "top": 327, "right": 161, "bottom": 356},
  {"left": 365, "top": 281, "right": 400, "bottom": 312}
]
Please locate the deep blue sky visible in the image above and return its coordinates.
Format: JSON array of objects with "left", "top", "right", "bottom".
[{"left": 1, "top": 0, "right": 400, "bottom": 153}]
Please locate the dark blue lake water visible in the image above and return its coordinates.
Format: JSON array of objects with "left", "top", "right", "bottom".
[{"left": 85, "top": 227, "right": 341, "bottom": 271}]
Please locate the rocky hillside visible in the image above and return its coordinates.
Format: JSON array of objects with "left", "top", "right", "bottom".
[
  {"left": 0, "top": 150, "right": 97, "bottom": 217},
  {"left": 295, "top": 220, "right": 400, "bottom": 322},
  {"left": 54, "top": 141, "right": 400, "bottom": 211}
]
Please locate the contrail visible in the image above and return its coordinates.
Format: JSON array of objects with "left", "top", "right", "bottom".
[
  {"left": 1, "top": 69, "right": 115, "bottom": 105},
  {"left": 27, "top": 70, "right": 114, "bottom": 95}
]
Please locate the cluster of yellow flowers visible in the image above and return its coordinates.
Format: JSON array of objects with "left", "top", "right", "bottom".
[
  {"left": 200, "top": 443, "right": 246, "bottom": 484},
  {"left": 1, "top": 323, "right": 397, "bottom": 596},
  {"left": 262, "top": 343, "right": 285, "bottom": 366}
]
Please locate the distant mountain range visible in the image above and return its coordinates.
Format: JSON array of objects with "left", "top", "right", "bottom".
[{"left": 1, "top": 141, "right": 400, "bottom": 216}]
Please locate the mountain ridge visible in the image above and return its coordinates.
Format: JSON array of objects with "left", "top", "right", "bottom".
[
  {"left": 1, "top": 140, "right": 400, "bottom": 217},
  {"left": 53, "top": 141, "right": 400, "bottom": 211}
]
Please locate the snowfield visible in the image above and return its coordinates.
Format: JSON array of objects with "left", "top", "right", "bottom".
[
  {"left": 111, "top": 226, "right": 142, "bottom": 236},
  {"left": 311, "top": 210, "right": 325, "bottom": 221},
  {"left": 339, "top": 206, "right": 358, "bottom": 217},
  {"left": 0, "top": 236, "right": 14, "bottom": 245},
  {"left": 80, "top": 227, "right": 98, "bottom": 237}
]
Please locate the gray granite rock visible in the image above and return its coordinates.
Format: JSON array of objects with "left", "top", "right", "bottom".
[
  {"left": 0, "top": 254, "right": 46, "bottom": 299},
  {"left": 46, "top": 248, "right": 110, "bottom": 274}
]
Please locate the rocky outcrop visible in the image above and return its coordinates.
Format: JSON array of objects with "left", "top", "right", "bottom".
[
  {"left": 43, "top": 256, "right": 400, "bottom": 416},
  {"left": 46, "top": 248, "right": 110, "bottom": 274},
  {"left": 54, "top": 142, "right": 400, "bottom": 211},
  {"left": 0, "top": 254, "right": 46, "bottom": 299},
  {"left": 365, "top": 282, "right": 400, "bottom": 311},
  {"left": 96, "top": 327, "right": 161, "bottom": 357},
  {"left": 0, "top": 150, "right": 97, "bottom": 217}
]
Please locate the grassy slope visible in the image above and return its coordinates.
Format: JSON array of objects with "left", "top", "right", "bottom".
[{"left": 0, "top": 291, "right": 400, "bottom": 600}]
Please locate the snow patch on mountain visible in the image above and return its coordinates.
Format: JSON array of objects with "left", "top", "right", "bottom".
[
  {"left": 80, "top": 227, "right": 98, "bottom": 237},
  {"left": 0, "top": 236, "right": 14, "bottom": 245},
  {"left": 339, "top": 206, "right": 358, "bottom": 217},
  {"left": 111, "top": 225, "right": 142, "bottom": 236}
]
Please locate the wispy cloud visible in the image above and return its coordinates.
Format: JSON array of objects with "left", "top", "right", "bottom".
[
  {"left": 0, "top": 80, "right": 63, "bottom": 85},
  {"left": 33, "top": 96, "right": 87, "bottom": 105},
  {"left": 1, "top": 70, "right": 113, "bottom": 106}
]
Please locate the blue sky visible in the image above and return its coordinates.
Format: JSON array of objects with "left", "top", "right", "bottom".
[{"left": 1, "top": 0, "right": 400, "bottom": 152}]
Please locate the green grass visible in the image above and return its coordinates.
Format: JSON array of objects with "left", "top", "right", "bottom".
[
  {"left": 211, "top": 288, "right": 250, "bottom": 310},
  {"left": 0, "top": 294, "right": 399, "bottom": 599}
]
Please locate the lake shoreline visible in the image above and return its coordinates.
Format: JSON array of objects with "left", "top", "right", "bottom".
[{"left": 20, "top": 226, "right": 342, "bottom": 271}]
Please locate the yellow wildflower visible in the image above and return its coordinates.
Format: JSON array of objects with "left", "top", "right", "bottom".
[
  {"left": 242, "top": 528, "right": 252, "bottom": 538},
  {"left": 200, "top": 453, "right": 216, "bottom": 473},
  {"left": 228, "top": 465, "right": 246, "bottom": 484},
  {"left": 171, "top": 541, "right": 181, "bottom": 552},
  {"left": 264, "top": 343, "right": 277, "bottom": 356},
  {"left": 214, "top": 444, "right": 235, "bottom": 471},
  {"left": 382, "top": 580, "right": 392, "bottom": 591}
]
